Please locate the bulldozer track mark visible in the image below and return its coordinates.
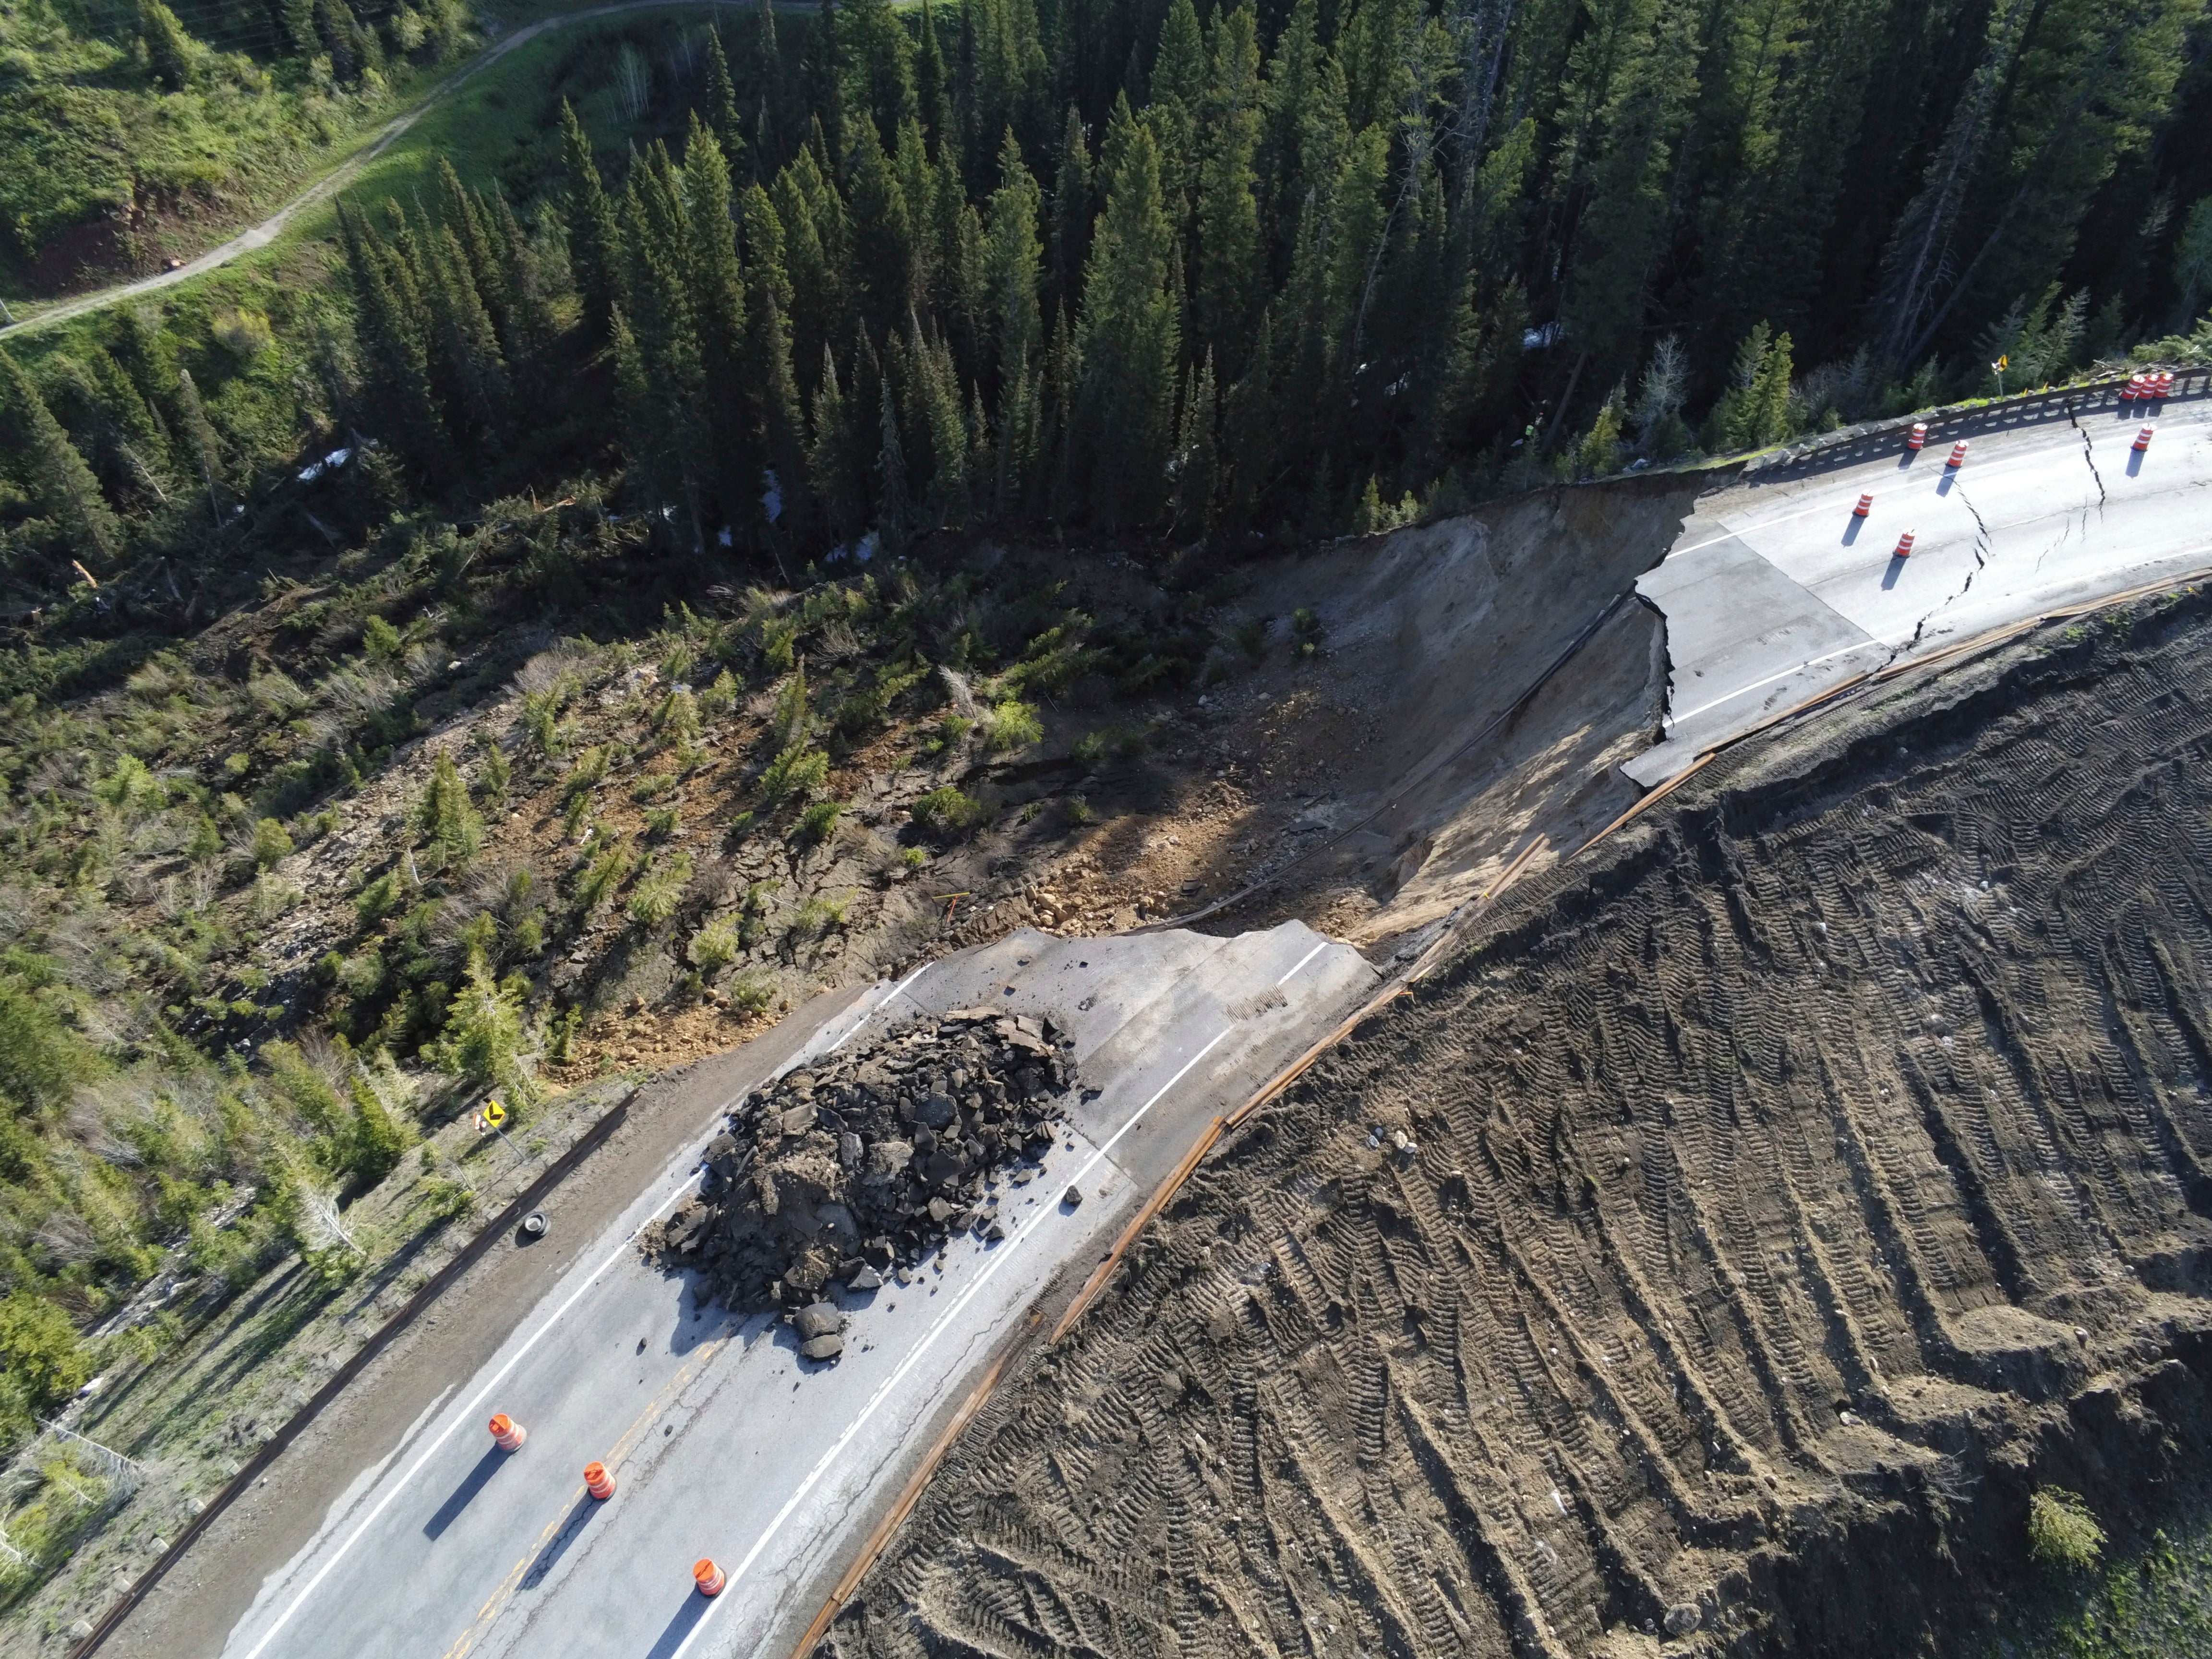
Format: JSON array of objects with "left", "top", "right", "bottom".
[{"left": 817, "top": 587, "right": 2212, "bottom": 1659}]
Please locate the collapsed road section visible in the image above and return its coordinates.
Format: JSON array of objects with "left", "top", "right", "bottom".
[
  {"left": 813, "top": 581, "right": 2212, "bottom": 1659},
  {"left": 1633, "top": 377, "right": 2212, "bottom": 782},
  {"left": 214, "top": 919, "right": 1373, "bottom": 1659}
]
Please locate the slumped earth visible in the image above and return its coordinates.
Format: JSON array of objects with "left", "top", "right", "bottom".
[{"left": 818, "top": 589, "right": 2212, "bottom": 1656}]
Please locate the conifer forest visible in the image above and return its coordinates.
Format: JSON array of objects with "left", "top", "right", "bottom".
[{"left": 3, "top": 0, "right": 2212, "bottom": 1638}]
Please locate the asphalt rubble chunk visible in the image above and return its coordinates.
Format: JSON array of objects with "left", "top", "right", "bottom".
[{"left": 645, "top": 1007, "right": 1079, "bottom": 1357}]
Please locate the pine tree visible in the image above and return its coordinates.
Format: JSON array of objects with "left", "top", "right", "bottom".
[
  {"left": 685, "top": 115, "right": 756, "bottom": 534},
  {"left": 1071, "top": 96, "right": 1179, "bottom": 529},
  {"left": 1047, "top": 105, "right": 1092, "bottom": 319},
  {"left": 559, "top": 102, "right": 626, "bottom": 340},
  {"left": 338, "top": 200, "right": 450, "bottom": 480},
  {"left": 1147, "top": 0, "right": 1206, "bottom": 206},
  {"left": 436, "top": 157, "right": 510, "bottom": 346},
  {"left": 914, "top": 0, "right": 954, "bottom": 144},
  {"left": 985, "top": 126, "right": 1045, "bottom": 398},
  {"left": 875, "top": 374, "right": 910, "bottom": 549},
  {"left": 848, "top": 120, "right": 919, "bottom": 331},
  {"left": 1560, "top": 0, "right": 1705, "bottom": 373},
  {"left": 0, "top": 350, "right": 122, "bottom": 566},
  {"left": 488, "top": 187, "right": 556, "bottom": 361},
  {"left": 809, "top": 345, "right": 868, "bottom": 541},
  {"left": 421, "top": 217, "right": 512, "bottom": 447},
  {"left": 1171, "top": 349, "right": 1218, "bottom": 532},
  {"left": 703, "top": 25, "right": 746, "bottom": 170},
  {"left": 810, "top": 0, "right": 844, "bottom": 157},
  {"left": 770, "top": 159, "right": 841, "bottom": 395},
  {"left": 1195, "top": 5, "right": 1262, "bottom": 372}
]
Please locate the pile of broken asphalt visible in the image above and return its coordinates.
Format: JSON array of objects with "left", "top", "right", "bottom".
[{"left": 646, "top": 1006, "right": 1078, "bottom": 1359}]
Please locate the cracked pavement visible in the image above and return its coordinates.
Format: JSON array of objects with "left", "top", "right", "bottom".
[{"left": 1629, "top": 381, "right": 2212, "bottom": 783}]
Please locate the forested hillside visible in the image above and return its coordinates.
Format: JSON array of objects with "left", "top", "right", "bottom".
[
  {"left": 0, "top": 0, "right": 473, "bottom": 293},
  {"left": 1, "top": 0, "right": 2211, "bottom": 1610}
]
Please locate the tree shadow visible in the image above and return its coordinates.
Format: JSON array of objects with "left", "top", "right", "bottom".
[
  {"left": 642, "top": 1589, "right": 712, "bottom": 1659},
  {"left": 424, "top": 1442, "right": 512, "bottom": 1539}
]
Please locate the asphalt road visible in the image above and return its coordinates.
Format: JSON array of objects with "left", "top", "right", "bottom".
[
  {"left": 214, "top": 919, "right": 1374, "bottom": 1659},
  {"left": 1629, "top": 382, "right": 2212, "bottom": 784}
]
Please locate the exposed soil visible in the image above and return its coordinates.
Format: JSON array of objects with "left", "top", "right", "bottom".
[
  {"left": 650, "top": 1009, "right": 1076, "bottom": 1318},
  {"left": 816, "top": 584, "right": 2212, "bottom": 1657}
]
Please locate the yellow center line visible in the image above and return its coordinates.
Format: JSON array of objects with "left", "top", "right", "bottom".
[{"left": 438, "top": 1329, "right": 737, "bottom": 1659}]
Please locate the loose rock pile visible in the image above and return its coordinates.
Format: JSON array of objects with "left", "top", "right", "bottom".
[{"left": 648, "top": 1007, "right": 1078, "bottom": 1358}]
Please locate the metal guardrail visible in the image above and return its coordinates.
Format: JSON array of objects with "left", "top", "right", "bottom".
[
  {"left": 68, "top": 1088, "right": 637, "bottom": 1659},
  {"left": 1745, "top": 365, "right": 2209, "bottom": 480}
]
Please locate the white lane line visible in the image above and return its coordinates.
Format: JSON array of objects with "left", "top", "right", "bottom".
[
  {"left": 667, "top": 1024, "right": 1236, "bottom": 1659},
  {"left": 830, "top": 963, "right": 930, "bottom": 1054},
  {"left": 1668, "top": 638, "right": 1881, "bottom": 725},
  {"left": 237, "top": 966, "right": 934, "bottom": 1659},
  {"left": 1666, "top": 538, "right": 2212, "bottom": 730},
  {"left": 237, "top": 1178, "right": 703, "bottom": 1659},
  {"left": 1276, "top": 941, "right": 1330, "bottom": 987},
  {"left": 1665, "top": 436, "right": 2121, "bottom": 562}
]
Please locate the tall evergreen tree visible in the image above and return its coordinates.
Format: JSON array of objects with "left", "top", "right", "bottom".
[
  {"left": 559, "top": 102, "right": 626, "bottom": 340},
  {"left": 1196, "top": 5, "right": 1263, "bottom": 372},
  {"left": 703, "top": 25, "right": 746, "bottom": 170},
  {"left": 337, "top": 199, "right": 450, "bottom": 481},
  {"left": 0, "top": 350, "right": 122, "bottom": 566},
  {"left": 685, "top": 115, "right": 757, "bottom": 534},
  {"left": 1071, "top": 96, "right": 1179, "bottom": 528}
]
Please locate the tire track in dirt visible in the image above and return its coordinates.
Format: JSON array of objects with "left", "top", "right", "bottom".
[{"left": 815, "top": 585, "right": 2212, "bottom": 1658}]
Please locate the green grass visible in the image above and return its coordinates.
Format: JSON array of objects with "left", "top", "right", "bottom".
[{"left": 1976, "top": 1504, "right": 2212, "bottom": 1659}]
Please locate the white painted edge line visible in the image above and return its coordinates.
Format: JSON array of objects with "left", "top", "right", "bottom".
[
  {"left": 1665, "top": 538, "right": 2212, "bottom": 731},
  {"left": 667, "top": 1024, "right": 1236, "bottom": 1659},
  {"left": 1275, "top": 940, "right": 1331, "bottom": 987},
  {"left": 236, "top": 966, "right": 936, "bottom": 1659},
  {"left": 1664, "top": 425, "right": 2185, "bottom": 563},
  {"left": 236, "top": 1176, "right": 706, "bottom": 1659}
]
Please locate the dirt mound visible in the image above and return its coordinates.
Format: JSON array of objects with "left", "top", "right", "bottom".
[
  {"left": 814, "top": 586, "right": 2212, "bottom": 1656},
  {"left": 652, "top": 1010, "right": 1078, "bottom": 1317}
]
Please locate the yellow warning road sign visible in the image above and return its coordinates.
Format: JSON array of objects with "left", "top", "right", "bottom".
[{"left": 483, "top": 1100, "right": 506, "bottom": 1128}]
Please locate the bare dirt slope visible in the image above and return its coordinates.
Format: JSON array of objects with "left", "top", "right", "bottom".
[{"left": 818, "top": 585, "right": 2212, "bottom": 1657}]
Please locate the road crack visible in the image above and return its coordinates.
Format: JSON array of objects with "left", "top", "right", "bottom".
[{"left": 2068, "top": 400, "right": 2108, "bottom": 507}]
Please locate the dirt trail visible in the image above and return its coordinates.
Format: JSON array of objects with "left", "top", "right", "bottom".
[
  {"left": 0, "top": 0, "right": 759, "bottom": 340},
  {"left": 816, "top": 585, "right": 2212, "bottom": 1657}
]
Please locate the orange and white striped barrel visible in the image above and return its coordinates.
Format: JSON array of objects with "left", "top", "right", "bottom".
[
  {"left": 489, "top": 1413, "right": 527, "bottom": 1452},
  {"left": 1906, "top": 422, "right": 1928, "bottom": 451},
  {"left": 1852, "top": 492, "right": 1872, "bottom": 517},
  {"left": 694, "top": 1558, "right": 727, "bottom": 1596},
  {"left": 2121, "top": 375, "right": 2142, "bottom": 402},
  {"left": 2133, "top": 424, "right": 2155, "bottom": 452},
  {"left": 1894, "top": 529, "right": 1916, "bottom": 558},
  {"left": 585, "top": 1462, "right": 616, "bottom": 1501},
  {"left": 1945, "top": 440, "right": 1968, "bottom": 468}
]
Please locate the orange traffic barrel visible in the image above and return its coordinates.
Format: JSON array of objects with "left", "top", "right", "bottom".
[
  {"left": 1945, "top": 440, "right": 1968, "bottom": 468},
  {"left": 2121, "top": 375, "right": 2142, "bottom": 402},
  {"left": 2133, "top": 424, "right": 2155, "bottom": 452},
  {"left": 694, "top": 1558, "right": 727, "bottom": 1596},
  {"left": 489, "top": 1413, "right": 527, "bottom": 1452},
  {"left": 1894, "top": 529, "right": 1916, "bottom": 558},
  {"left": 2155, "top": 370, "right": 2174, "bottom": 397},
  {"left": 1906, "top": 422, "right": 1928, "bottom": 450},
  {"left": 585, "top": 1462, "right": 616, "bottom": 1501},
  {"left": 1852, "top": 492, "right": 1872, "bottom": 517}
]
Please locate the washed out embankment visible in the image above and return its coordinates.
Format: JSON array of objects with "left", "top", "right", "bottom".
[{"left": 813, "top": 584, "right": 2212, "bottom": 1657}]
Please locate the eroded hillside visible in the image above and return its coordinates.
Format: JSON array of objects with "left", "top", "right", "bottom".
[{"left": 819, "top": 586, "right": 2212, "bottom": 1657}]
